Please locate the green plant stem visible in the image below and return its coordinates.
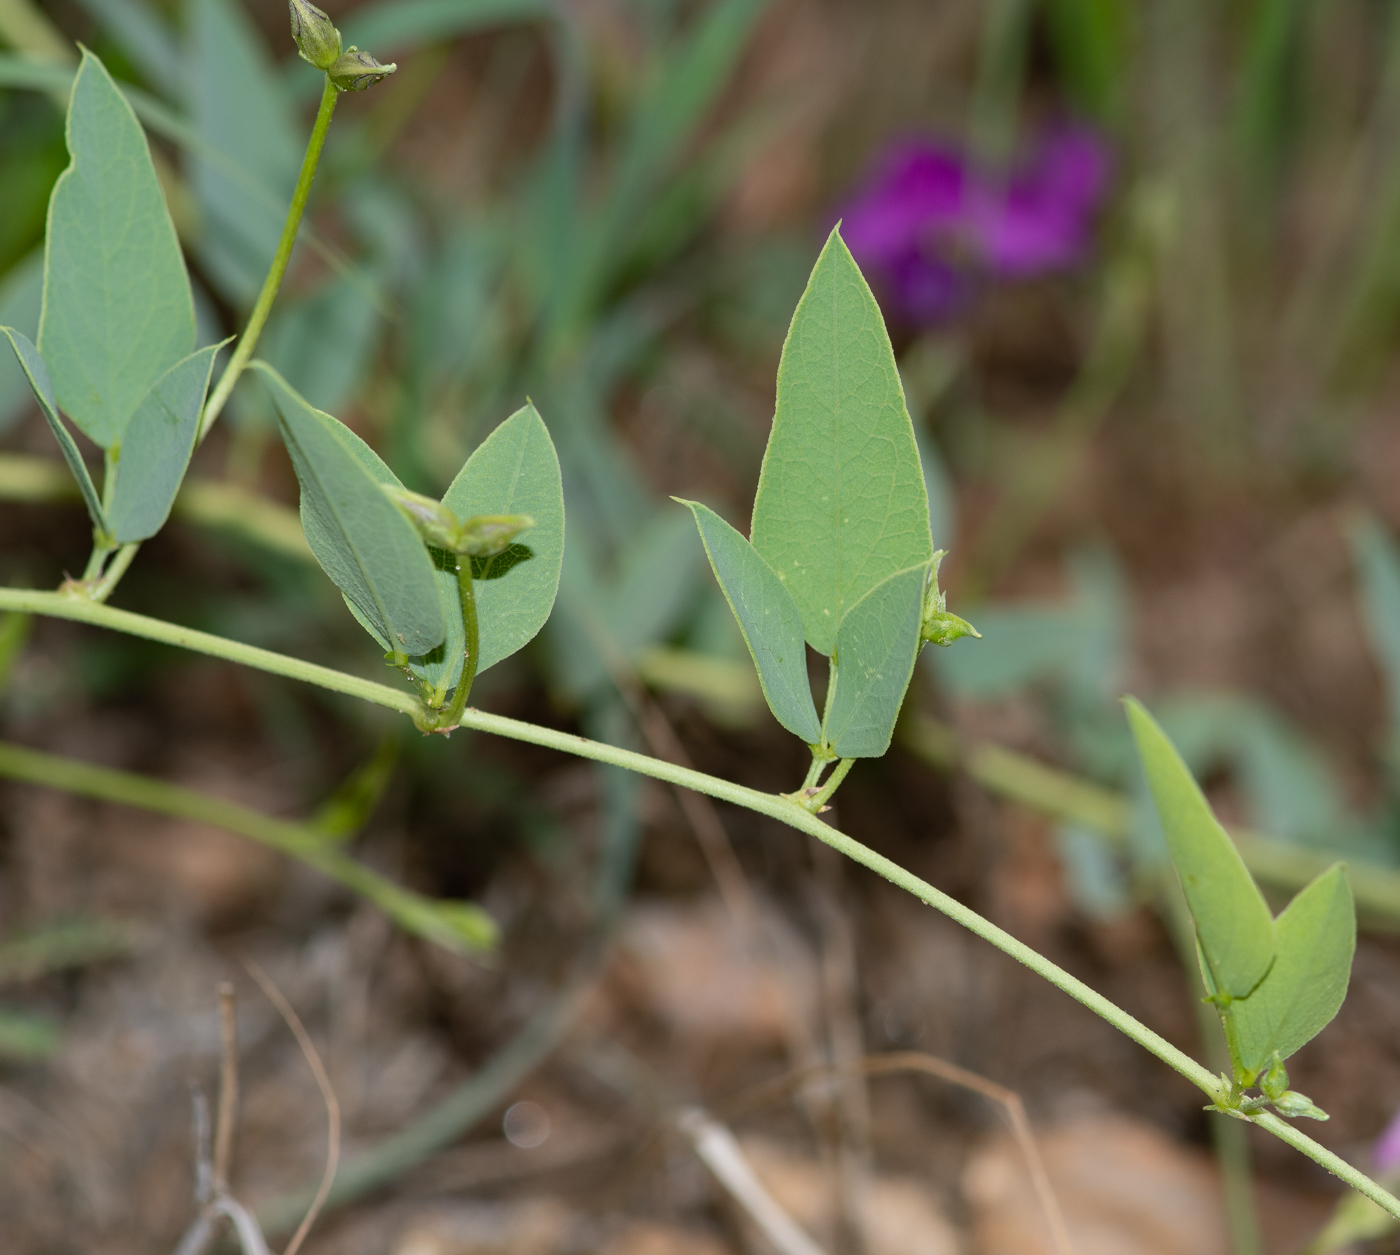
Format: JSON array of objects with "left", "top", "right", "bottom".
[
  {"left": 91, "top": 543, "right": 138, "bottom": 602},
  {"left": 807, "top": 756, "right": 854, "bottom": 812},
  {"left": 427, "top": 558, "right": 478, "bottom": 730},
  {"left": 898, "top": 712, "right": 1400, "bottom": 926},
  {"left": 3, "top": 587, "right": 1399, "bottom": 1216},
  {"left": 0, "top": 740, "right": 494, "bottom": 952},
  {"left": 198, "top": 76, "right": 339, "bottom": 442},
  {"left": 0, "top": 588, "right": 423, "bottom": 719}
]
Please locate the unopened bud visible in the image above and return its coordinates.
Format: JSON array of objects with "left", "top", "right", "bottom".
[
  {"left": 288, "top": 0, "right": 341, "bottom": 70},
  {"left": 458, "top": 514, "right": 535, "bottom": 557},
  {"left": 382, "top": 485, "right": 462, "bottom": 551},
  {"left": 920, "top": 549, "right": 980, "bottom": 647},
  {"left": 328, "top": 45, "right": 396, "bottom": 92},
  {"left": 1273, "top": 1090, "right": 1328, "bottom": 1121}
]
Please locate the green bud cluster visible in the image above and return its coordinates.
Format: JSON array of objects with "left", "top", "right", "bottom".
[
  {"left": 288, "top": 0, "right": 397, "bottom": 90},
  {"left": 381, "top": 485, "right": 534, "bottom": 557}
]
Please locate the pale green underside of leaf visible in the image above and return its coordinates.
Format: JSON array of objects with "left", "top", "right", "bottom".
[
  {"left": 106, "top": 342, "right": 222, "bottom": 542},
  {"left": 253, "top": 361, "right": 448, "bottom": 656},
  {"left": 1125, "top": 697, "right": 1275, "bottom": 999},
  {"left": 750, "top": 225, "right": 932, "bottom": 656},
  {"left": 39, "top": 49, "right": 194, "bottom": 448},
  {"left": 1228, "top": 863, "right": 1355, "bottom": 1079},
  {"left": 825, "top": 562, "right": 927, "bottom": 758},
  {"left": 679, "top": 498, "right": 821, "bottom": 744},
  {"left": 2, "top": 327, "right": 106, "bottom": 532}
]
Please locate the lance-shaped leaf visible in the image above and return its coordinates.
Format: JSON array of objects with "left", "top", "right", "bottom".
[
  {"left": 1126, "top": 697, "right": 1275, "bottom": 999},
  {"left": 750, "top": 225, "right": 932, "bottom": 655},
  {"left": 825, "top": 563, "right": 927, "bottom": 758},
  {"left": 443, "top": 404, "right": 564, "bottom": 675},
  {"left": 678, "top": 499, "right": 821, "bottom": 744},
  {"left": 106, "top": 343, "right": 223, "bottom": 542},
  {"left": 1, "top": 328, "right": 106, "bottom": 533},
  {"left": 253, "top": 361, "right": 447, "bottom": 657},
  {"left": 1228, "top": 863, "right": 1355, "bottom": 1080},
  {"left": 389, "top": 404, "right": 565, "bottom": 700},
  {"left": 39, "top": 49, "right": 194, "bottom": 448}
]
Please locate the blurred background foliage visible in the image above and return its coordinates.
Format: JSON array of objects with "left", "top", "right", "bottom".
[{"left": 9, "top": 0, "right": 1400, "bottom": 1231}]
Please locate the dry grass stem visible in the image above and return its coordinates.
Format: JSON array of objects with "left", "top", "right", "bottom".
[
  {"left": 242, "top": 958, "right": 341, "bottom": 1255},
  {"left": 678, "top": 1106, "right": 830, "bottom": 1255},
  {"left": 213, "top": 981, "right": 238, "bottom": 1193}
]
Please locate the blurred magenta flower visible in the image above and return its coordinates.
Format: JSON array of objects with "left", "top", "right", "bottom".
[
  {"left": 837, "top": 124, "right": 1112, "bottom": 324},
  {"left": 1375, "top": 1106, "right": 1400, "bottom": 1173}
]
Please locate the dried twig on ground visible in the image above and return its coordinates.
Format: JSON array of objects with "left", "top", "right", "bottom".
[
  {"left": 679, "top": 1106, "right": 830, "bottom": 1255},
  {"left": 243, "top": 958, "right": 341, "bottom": 1255}
]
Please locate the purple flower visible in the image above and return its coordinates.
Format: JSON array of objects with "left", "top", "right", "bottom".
[
  {"left": 1375, "top": 1106, "right": 1400, "bottom": 1174},
  {"left": 836, "top": 123, "right": 1112, "bottom": 325}
]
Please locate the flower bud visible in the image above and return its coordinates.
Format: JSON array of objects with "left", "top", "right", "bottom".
[
  {"left": 920, "top": 548, "right": 980, "bottom": 647},
  {"left": 381, "top": 485, "right": 462, "bottom": 552},
  {"left": 1272, "top": 1090, "right": 1328, "bottom": 1121},
  {"left": 288, "top": 0, "right": 341, "bottom": 70},
  {"left": 1260, "top": 1052, "right": 1290, "bottom": 1102},
  {"left": 328, "top": 45, "right": 397, "bottom": 92},
  {"left": 457, "top": 514, "right": 535, "bottom": 557}
]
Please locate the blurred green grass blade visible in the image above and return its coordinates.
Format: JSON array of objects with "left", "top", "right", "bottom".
[
  {"left": 1044, "top": 0, "right": 1130, "bottom": 123},
  {"left": 1351, "top": 515, "right": 1400, "bottom": 740},
  {"left": 1125, "top": 697, "right": 1276, "bottom": 999},
  {"left": 552, "top": 0, "right": 767, "bottom": 337},
  {"left": 1, "top": 328, "right": 106, "bottom": 531},
  {"left": 443, "top": 403, "right": 565, "bottom": 674},
  {"left": 679, "top": 499, "right": 821, "bottom": 744},
  {"left": 39, "top": 49, "right": 194, "bottom": 448},
  {"left": 825, "top": 563, "right": 927, "bottom": 758},
  {"left": 930, "top": 603, "right": 1082, "bottom": 698},
  {"left": 72, "top": 0, "right": 182, "bottom": 96},
  {"left": 0, "top": 1008, "right": 60, "bottom": 1061},
  {"left": 1229, "top": 864, "right": 1355, "bottom": 1078},
  {"left": 106, "top": 342, "right": 222, "bottom": 542},
  {"left": 186, "top": 0, "right": 301, "bottom": 305},
  {"left": 261, "top": 274, "right": 382, "bottom": 417},
  {"left": 0, "top": 612, "right": 30, "bottom": 698},
  {"left": 1232, "top": 0, "right": 1311, "bottom": 177},
  {"left": 253, "top": 360, "right": 449, "bottom": 657},
  {"left": 311, "top": 735, "right": 399, "bottom": 841},
  {"left": 971, "top": 0, "right": 1034, "bottom": 160},
  {"left": 0, "top": 916, "right": 137, "bottom": 984},
  {"left": 752, "top": 227, "right": 932, "bottom": 656},
  {"left": 0, "top": 250, "right": 43, "bottom": 436},
  {"left": 609, "top": 509, "right": 702, "bottom": 656},
  {"left": 344, "top": 0, "right": 552, "bottom": 54}
]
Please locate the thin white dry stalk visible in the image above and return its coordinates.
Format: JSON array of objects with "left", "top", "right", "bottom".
[
  {"left": 243, "top": 957, "right": 341, "bottom": 1255},
  {"left": 678, "top": 1105, "right": 829, "bottom": 1255}
]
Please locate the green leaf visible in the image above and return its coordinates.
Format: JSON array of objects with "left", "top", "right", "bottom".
[
  {"left": 825, "top": 563, "right": 927, "bottom": 758},
  {"left": 443, "top": 403, "right": 564, "bottom": 674},
  {"left": 751, "top": 225, "right": 932, "bottom": 655},
  {"left": 390, "top": 403, "right": 565, "bottom": 699},
  {"left": 0, "top": 1007, "right": 60, "bottom": 1061},
  {"left": 1229, "top": 863, "right": 1356, "bottom": 1080},
  {"left": 253, "top": 361, "right": 448, "bottom": 657},
  {"left": 1125, "top": 697, "right": 1275, "bottom": 999},
  {"left": 678, "top": 499, "right": 821, "bottom": 744},
  {"left": 1, "top": 328, "right": 107, "bottom": 532},
  {"left": 106, "top": 342, "right": 222, "bottom": 542},
  {"left": 38, "top": 49, "right": 194, "bottom": 448}
]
